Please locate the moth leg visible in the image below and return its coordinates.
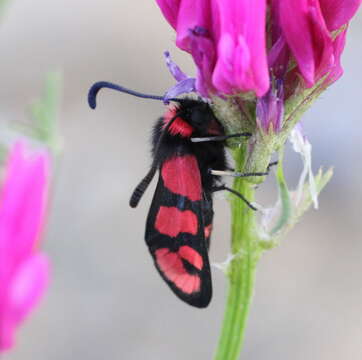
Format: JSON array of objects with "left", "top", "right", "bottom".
[
  {"left": 266, "top": 160, "right": 278, "bottom": 170},
  {"left": 211, "top": 185, "right": 257, "bottom": 211},
  {"left": 210, "top": 170, "right": 268, "bottom": 177},
  {"left": 212, "top": 161, "right": 279, "bottom": 177},
  {"left": 190, "top": 132, "right": 251, "bottom": 143}
]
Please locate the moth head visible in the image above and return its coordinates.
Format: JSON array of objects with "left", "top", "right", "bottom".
[{"left": 176, "top": 99, "right": 224, "bottom": 137}]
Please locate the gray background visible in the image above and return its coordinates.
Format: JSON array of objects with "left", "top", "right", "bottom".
[{"left": 0, "top": 1, "right": 361, "bottom": 359}]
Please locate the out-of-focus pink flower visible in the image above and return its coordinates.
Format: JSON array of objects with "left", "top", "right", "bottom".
[
  {"left": 156, "top": 0, "right": 270, "bottom": 97},
  {"left": 0, "top": 142, "right": 50, "bottom": 352}
]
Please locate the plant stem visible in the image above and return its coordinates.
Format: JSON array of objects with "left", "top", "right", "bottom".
[{"left": 214, "top": 147, "right": 261, "bottom": 360}]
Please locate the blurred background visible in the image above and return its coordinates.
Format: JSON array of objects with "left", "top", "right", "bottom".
[{"left": 0, "top": 1, "right": 361, "bottom": 359}]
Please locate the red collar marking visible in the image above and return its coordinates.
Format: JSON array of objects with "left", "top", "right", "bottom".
[{"left": 163, "top": 107, "right": 193, "bottom": 138}]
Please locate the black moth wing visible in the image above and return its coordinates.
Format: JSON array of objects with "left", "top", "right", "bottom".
[{"left": 145, "top": 149, "right": 212, "bottom": 308}]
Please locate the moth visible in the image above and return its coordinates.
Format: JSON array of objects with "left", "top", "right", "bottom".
[{"left": 88, "top": 82, "right": 272, "bottom": 307}]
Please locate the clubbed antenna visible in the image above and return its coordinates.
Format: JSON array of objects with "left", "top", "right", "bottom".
[
  {"left": 88, "top": 81, "right": 178, "bottom": 109},
  {"left": 87, "top": 81, "right": 186, "bottom": 207}
]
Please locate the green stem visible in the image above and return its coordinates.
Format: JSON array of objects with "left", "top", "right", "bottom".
[{"left": 214, "top": 147, "right": 261, "bottom": 360}]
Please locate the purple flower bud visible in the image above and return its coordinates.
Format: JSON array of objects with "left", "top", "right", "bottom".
[{"left": 256, "top": 80, "right": 284, "bottom": 133}]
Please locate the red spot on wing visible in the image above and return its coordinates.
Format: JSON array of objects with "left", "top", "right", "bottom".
[
  {"left": 155, "top": 206, "right": 198, "bottom": 237},
  {"left": 204, "top": 224, "right": 213, "bottom": 239},
  {"left": 161, "top": 155, "right": 202, "bottom": 201},
  {"left": 178, "top": 246, "right": 203, "bottom": 270},
  {"left": 175, "top": 274, "right": 200, "bottom": 294},
  {"left": 163, "top": 107, "right": 193, "bottom": 138},
  {"left": 155, "top": 248, "right": 201, "bottom": 294}
]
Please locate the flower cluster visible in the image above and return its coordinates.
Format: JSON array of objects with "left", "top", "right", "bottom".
[
  {"left": 0, "top": 143, "right": 50, "bottom": 352},
  {"left": 157, "top": 0, "right": 360, "bottom": 99}
]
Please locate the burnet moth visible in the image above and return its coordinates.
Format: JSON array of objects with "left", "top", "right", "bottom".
[{"left": 88, "top": 82, "right": 273, "bottom": 308}]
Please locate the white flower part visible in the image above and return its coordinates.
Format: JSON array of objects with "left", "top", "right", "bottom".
[
  {"left": 212, "top": 254, "right": 235, "bottom": 273},
  {"left": 212, "top": 251, "right": 245, "bottom": 273},
  {"left": 259, "top": 206, "right": 277, "bottom": 238},
  {"left": 250, "top": 201, "right": 264, "bottom": 212},
  {"left": 290, "top": 124, "right": 319, "bottom": 209}
]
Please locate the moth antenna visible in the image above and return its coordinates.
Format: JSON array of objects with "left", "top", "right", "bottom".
[
  {"left": 88, "top": 81, "right": 180, "bottom": 109},
  {"left": 129, "top": 112, "right": 184, "bottom": 208}
]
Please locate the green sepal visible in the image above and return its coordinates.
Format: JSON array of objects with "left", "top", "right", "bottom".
[{"left": 279, "top": 78, "right": 327, "bottom": 147}]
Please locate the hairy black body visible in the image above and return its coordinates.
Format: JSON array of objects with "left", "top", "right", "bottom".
[
  {"left": 151, "top": 99, "right": 228, "bottom": 194},
  {"left": 88, "top": 82, "right": 256, "bottom": 307}
]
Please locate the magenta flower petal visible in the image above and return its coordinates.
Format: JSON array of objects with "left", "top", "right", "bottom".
[
  {"left": 9, "top": 253, "right": 50, "bottom": 326},
  {"left": 174, "top": 0, "right": 212, "bottom": 51},
  {"left": 268, "top": 35, "right": 290, "bottom": 79},
  {"left": 0, "top": 143, "right": 49, "bottom": 257},
  {"left": 326, "top": 28, "right": 348, "bottom": 84},
  {"left": 276, "top": 0, "right": 334, "bottom": 87},
  {"left": 155, "top": 0, "right": 181, "bottom": 28},
  {"left": 171, "top": 0, "right": 216, "bottom": 96},
  {"left": 319, "top": 0, "right": 362, "bottom": 31},
  {"left": 212, "top": 0, "right": 269, "bottom": 97},
  {"left": 0, "top": 142, "right": 50, "bottom": 353},
  {"left": 156, "top": 0, "right": 270, "bottom": 97},
  {"left": 188, "top": 27, "right": 217, "bottom": 96}
]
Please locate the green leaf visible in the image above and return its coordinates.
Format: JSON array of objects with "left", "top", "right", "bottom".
[
  {"left": 27, "top": 71, "right": 62, "bottom": 153},
  {"left": 0, "top": 0, "right": 9, "bottom": 17}
]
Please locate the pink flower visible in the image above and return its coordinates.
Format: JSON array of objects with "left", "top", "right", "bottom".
[
  {"left": 0, "top": 142, "right": 50, "bottom": 352},
  {"left": 156, "top": 0, "right": 270, "bottom": 97},
  {"left": 273, "top": 0, "right": 361, "bottom": 87},
  {"left": 326, "top": 27, "right": 348, "bottom": 84},
  {"left": 319, "top": 0, "right": 361, "bottom": 31},
  {"left": 157, "top": 0, "right": 361, "bottom": 99}
]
